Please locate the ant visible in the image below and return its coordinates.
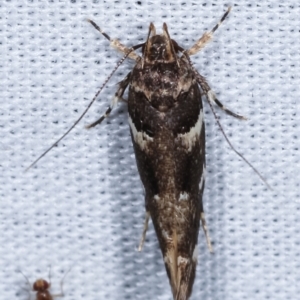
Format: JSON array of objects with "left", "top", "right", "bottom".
[{"left": 20, "top": 267, "right": 70, "bottom": 300}]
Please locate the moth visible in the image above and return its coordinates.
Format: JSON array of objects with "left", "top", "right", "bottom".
[{"left": 27, "top": 6, "right": 268, "bottom": 300}]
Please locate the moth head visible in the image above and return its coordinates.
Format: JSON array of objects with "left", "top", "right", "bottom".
[{"left": 143, "top": 23, "right": 179, "bottom": 64}]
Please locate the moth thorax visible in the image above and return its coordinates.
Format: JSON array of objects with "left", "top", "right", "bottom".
[{"left": 33, "top": 279, "right": 50, "bottom": 292}]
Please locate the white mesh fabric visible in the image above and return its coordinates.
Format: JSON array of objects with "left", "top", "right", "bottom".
[{"left": 1, "top": 1, "right": 299, "bottom": 299}]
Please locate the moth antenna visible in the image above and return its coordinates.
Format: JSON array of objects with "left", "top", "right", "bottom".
[
  {"left": 87, "top": 19, "right": 140, "bottom": 61},
  {"left": 186, "top": 6, "right": 232, "bottom": 56},
  {"left": 25, "top": 48, "right": 136, "bottom": 172},
  {"left": 87, "top": 19, "right": 112, "bottom": 42},
  {"left": 207, "top": 100, "right": 272, "bottom": 190},
  {"left": 186, "top": 55, "right": 269, "bottom": 189},
  {"left": 211, "top": 6, "right": 231, "bottom": 34}
]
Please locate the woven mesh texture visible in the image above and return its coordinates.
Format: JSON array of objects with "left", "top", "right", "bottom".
[{"left": 1, "top": 1, "right": 299, "bottom": 299}]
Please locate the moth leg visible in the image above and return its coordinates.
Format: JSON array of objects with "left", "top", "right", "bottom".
[
  {"left": 195, "top": 72, "right": 247, "bottom": 120},
  {"left": 138, "top": 211, "right": 150, "bottom": 251},
  {"left": 85, "top": 97, "right": 116, "bottom": 129},
  {"left": 86, "top": 72, "right": 131, "bottom": 128},
  {"left": 87, "top": 19, "right": 140, "bottom": 61},
  {"left": 200, "top": 212, "right": 213, "bottom": 253},
  {"left": 187, "top": 7, "right": 231, "bottom": 56}
]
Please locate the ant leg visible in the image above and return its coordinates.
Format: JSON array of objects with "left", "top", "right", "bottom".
[{"left": 52, "top": 267, "right": 73, "bottom": 298}]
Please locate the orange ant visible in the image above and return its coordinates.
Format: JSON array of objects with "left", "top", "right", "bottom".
[{"left": 20, "top": 267, "right": 71, "bottom": 300}]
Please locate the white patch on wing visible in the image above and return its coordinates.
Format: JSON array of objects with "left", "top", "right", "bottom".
[
  {"left": 192, "top": 245, "right": 198, "bottom": 262},
  {"left": 177, "top": 256, "right": 188, "bottom": 266},
  {"left": 178, "top": 192, "right": 189, "bottom": 201},
  {"left": 177, "top": 110, "right": 203, "bottom": 152},
  {"left": 199, "top": 164, "right": 206, "bottom": 190},
  {"left": 128, "top": 116, "right": 153, "bottom": 151},
  {"left": 199, "top": 174, "right": 204, "bottom": 190}
]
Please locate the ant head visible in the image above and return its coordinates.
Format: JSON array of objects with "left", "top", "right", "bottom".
[{"left": 33, "top": 279, "right": 50, "bottom": 292}]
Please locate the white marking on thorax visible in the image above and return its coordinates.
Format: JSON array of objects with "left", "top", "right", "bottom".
[
  {"left": 154, "top": 194, "right": 160, "bottom": 201},
  {"left": 177, "top": 110, "right": 203, "bottom": 152},
  {"left": 162, "top": 229, "right": 170, "bottom": 239},
  {"left": 178, "top": 192, "right": 189, "bottom": 201},
  {"left": 128, "top": 116, "right": 153, "bottom": 151}
]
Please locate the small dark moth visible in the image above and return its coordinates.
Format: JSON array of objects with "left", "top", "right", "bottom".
[{"left": 27, "top": 7, "right": 268, "bottom": 300}]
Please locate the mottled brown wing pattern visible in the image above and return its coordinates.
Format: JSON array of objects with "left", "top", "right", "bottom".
[{"left": 26, "top": 7, "right": 250, "bottom": 300}]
